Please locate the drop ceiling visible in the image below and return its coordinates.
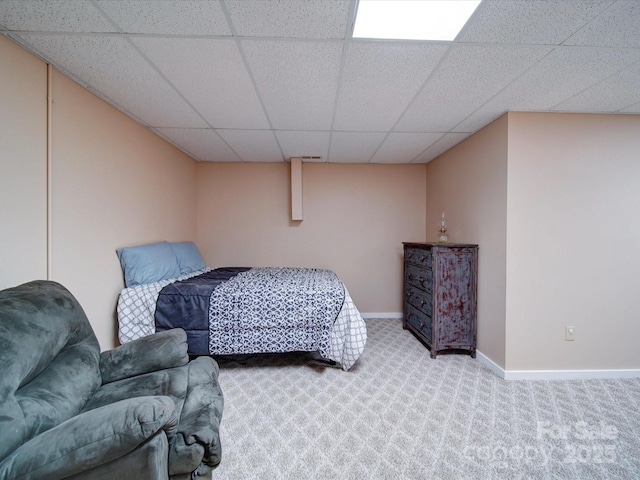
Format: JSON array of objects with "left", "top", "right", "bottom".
[{"left": 1, "top": 0, "right": 639, "bottom": 164}]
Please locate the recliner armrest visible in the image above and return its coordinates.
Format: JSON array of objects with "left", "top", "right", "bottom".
[
  {"left": 0, "top": 396, "right": 178, "bottom": 479},
  {"left": 100, "top": 328, "right": 189, "bottom": 384}
]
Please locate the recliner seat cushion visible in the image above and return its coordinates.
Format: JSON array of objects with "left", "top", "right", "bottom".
[
  {"left": 82, "top": 367, "right": 190, "bottom": 414},
  {"left": 82, "top": 356, "right": 224, "bottom": 477},
  {"left": 0, "top": 396, "right": 178, "bottom": 479}
]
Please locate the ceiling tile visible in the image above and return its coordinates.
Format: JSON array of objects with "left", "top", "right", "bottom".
[
  {"left": 458, "top": 0, "right": 615, "bottom": 45},
  {"left": 395, "top": 44, "right": 552, "bottom": 132},
  {"left": 132, "top": 37, "right": 269, "bottom": 129},
  {"left": 96, "top": 0, "right": 231, "bottom": 36},
  {"left": 333, "top": 41, "right": 448, "bottom": 131},
  {"left": 2, "top": 0, "right": 639, "bottom": 164},
  {"left": 457, "top": 46, "right": 640, "bottom": 131},
  {"left": 552, "top": 62, "right": 640, "bottom": 112},
  {"left": 241, "top": 40, "right": 342, "bottom": 130},
  {"left": 274, "top": 131, "right": 330, "bottom": 160},
  {"left": 226, "top": 0, "right": 352, "bottom": 39},
  {"left": 565, "top": 0, "right": 640, "bottom": 48},
  {"left": 451, "top": 109, "right": 505, "bottom": 135},
  {"left": 154, "top": 128, "right": 241, "bottom": 162},
  {"left": 0, "top": 0, "right": 113, "bottom": 32},
  {"left": 17, "top": 34, "right": 207, "bottom": 128},
  {"left": 328, "top": 132, "right": 386, "bottom": 163},
  {"left": 413, "top": 133, "right": 472, "bottom": 163},
  {"left": 619, "top": 103, "right": 640, "bottom": 114},
  {"left": 370, "top": 133, "right": 442, "bottom": 164},
  {"left": 216, "top": 129, "right": 283, "bottom": 162}
]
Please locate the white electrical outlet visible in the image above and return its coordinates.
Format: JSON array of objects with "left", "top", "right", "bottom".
[{"left": 565, "top": 326, "right": 576, "bottom": 341}]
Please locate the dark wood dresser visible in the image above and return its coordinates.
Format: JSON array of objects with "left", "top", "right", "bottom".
[{"left": 403, "top": 242, "right": 478, "bottom": 358}]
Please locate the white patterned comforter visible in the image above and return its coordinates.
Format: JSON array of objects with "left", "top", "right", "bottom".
[{"left": 117, "top": 268, "right": 367, "bottom": 370}]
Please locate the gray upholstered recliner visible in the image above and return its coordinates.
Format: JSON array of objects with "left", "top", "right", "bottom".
[{"left": 0, "top": 280, "right": 224, "bottom": 479}]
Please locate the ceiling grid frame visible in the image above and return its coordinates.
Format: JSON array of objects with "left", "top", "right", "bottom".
[{"left": 1, "top": 0, "right": 638, "bottom": 163}]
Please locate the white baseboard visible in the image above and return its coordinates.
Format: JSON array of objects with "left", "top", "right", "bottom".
[
  {"left": 504, "top": 369, "right": 640, "bottom": 381},
  {"left": 475, "top": 350, "right": 640, "bottom": 380},
  {"left": 475, "top": 350, "right": 506, "bottom": 378},
  {"left": 361, "top": 312, "right": 403, "bottom": 319}
]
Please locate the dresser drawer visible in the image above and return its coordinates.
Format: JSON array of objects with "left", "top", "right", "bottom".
[
  {"left": 405, "top": 263, "right": 433, "bottom": 292},
  {"left": 406, "top": 286, "right": 433, "bottom": 315},
  {"left": 405, "top": 304, "right": 432, "bottom": 342},
  {"left": 405, "top": 247, "right": 432, "bottom": 268}
]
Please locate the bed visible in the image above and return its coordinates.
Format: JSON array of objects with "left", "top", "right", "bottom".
[{"left": 116, "top": 241, "right": 367, "bottom": 370}]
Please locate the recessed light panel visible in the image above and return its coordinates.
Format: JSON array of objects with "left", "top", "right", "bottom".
[{"left": 353, "top": 0, "right": 481, "bottom": 41}]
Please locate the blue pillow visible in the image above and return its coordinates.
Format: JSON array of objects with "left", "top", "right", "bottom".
[
  {"left": 116, "top": 241, "right": 181, "bottom": 287},
  {"left": 171, "top": 241, "right": 206, "bottom": 275}
]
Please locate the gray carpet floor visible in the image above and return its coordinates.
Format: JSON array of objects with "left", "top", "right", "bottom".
[{"left": 214, "top": 318, "right": 640, "bottom": 479}]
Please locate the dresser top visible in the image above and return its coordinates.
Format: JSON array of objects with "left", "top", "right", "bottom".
[{"left": 403, "top": 242, "right": 478, "bottom": 248}]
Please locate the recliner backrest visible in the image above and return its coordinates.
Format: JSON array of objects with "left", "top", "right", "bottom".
[{"left": 0, "top": 281, "right": 101, "bottom": 462}]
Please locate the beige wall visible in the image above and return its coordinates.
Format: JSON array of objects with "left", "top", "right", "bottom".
[
  {"left": 196, "top": 162, "right": 427, "bottom": 313},
  {"left": 426, "top": 115, "right": 509, "bottom": 367},
  {"left": 0, "top": 36, "right": 48, "bottom": 288},
  {"left": 50, "top": 70, "right": 198, "bottom": 349},
  {"left": 427, "top": 111, "right": 640, "bottom": 373},
  {"left": 506, "top": 112, "right": 640, "bottom": 370},
  {"left": 1, "top": 37, "right": 198, "bottom": 350}
]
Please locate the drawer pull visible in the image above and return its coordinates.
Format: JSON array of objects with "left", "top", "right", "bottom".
[
  {"left": 420, "top": 255, "right": 427, "bottom": 262},
  {"left": 419, "top": 276, "right": 426, "bottom": 286},
  {"left": 420, "top": 300, "right": 425, "bottom": 306}
]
